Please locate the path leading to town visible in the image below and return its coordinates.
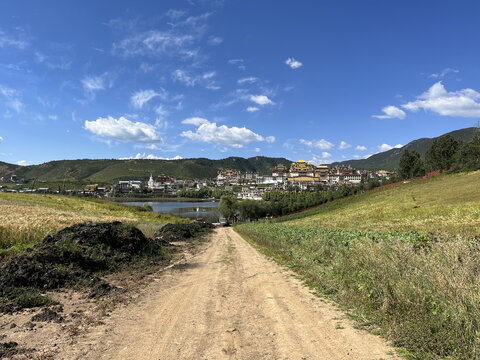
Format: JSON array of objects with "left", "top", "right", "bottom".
[{"left": 62, "top": 227, "right": 398, "bottom": 360}]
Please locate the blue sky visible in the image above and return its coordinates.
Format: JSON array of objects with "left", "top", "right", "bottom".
[{"left": 1, "top": 0, "right": 480, "bottom": 166}]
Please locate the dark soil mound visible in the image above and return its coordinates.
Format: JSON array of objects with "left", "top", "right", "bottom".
[
  {"left": 0, "top": 221, "right": 213, "bottom": 313},
  {"left": 0, "top": 341, "right": 18, "bottom": 359},
  {"left": 154, "top": 222, "right": 214, "bottom": 242},
  {"left": 0, "top": 222, "right": 159, "bottom": 312},
  {"left": 31, "top": 308, "right": 64, "bottom": 323}
]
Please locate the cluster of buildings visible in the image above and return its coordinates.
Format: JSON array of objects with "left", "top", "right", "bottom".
[{"left": 1, "top": 161, "right": 393, "bottom": 200}]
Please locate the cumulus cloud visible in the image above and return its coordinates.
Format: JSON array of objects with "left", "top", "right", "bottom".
[
  {"left": 254, "top": 147, "right": 261, "bottom": 153},
  {"left": 246, "top": 106, "right": 259, "bottom": 112},
  {"left": 0, "top": 85, "right": 23, "bottom": 112},
  {"left": 131, "top": 89, "right": 160, "bottom": 109},
  {"left": 250, "top": 95, "right": 274, "bottom": 105},
  {"left": 402, "top": 82, "right": 480, "bottom": 118},
  {"left": 309, "top": 154, "right": 333, "bottom": 165},
  {"left": 356, "top": 145, "right": 367, "bottom": 151},
  {"left": 378, "top": 143, "right": 403, "bottom": 152},
  {"left": 429, "top": 68, "right": 459, "bottom": 79},
  {"left": 285, "top": 58, "right": 303, "bottom": 69},
  {"left": 181, "top": 118, "right": 274, "bottom": 148},
  {"left": 182, "top": 117, "right": 210, "bottom": 126},
  {"left": 372, "top": 105, "right": 406, "bottom": 119},
  {"left": 0, "top": 136, "right": 3, "bottom": 143},
  {"left": 339, "top": 141, "right": 351, "bottom": 150},
  {"left": 17, "top": 160, "right": 29, "bottom": 166},
  {"left": 300, "top": 138, "right": 334, "bottom": 150},
  {"left": 120, "top": 153, "right": 182, "bottom": 160},
  {"left": 84, "top": 116, "right": 163, "bottom": 143}
]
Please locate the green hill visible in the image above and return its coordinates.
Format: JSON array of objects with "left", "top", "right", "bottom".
[
  {"left": 236, "top": 171, "right": 480, "bottom": 359},
  {"left": 0, "top": 156, "right": 292, "bottom": 183},
  {"left": 331, "top": 127, "right": 478, "bottom": 169}
]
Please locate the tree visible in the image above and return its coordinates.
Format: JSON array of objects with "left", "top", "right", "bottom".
[
  {"left": 218, "top": 195, "right": 238, "bottom": 220},
  {"left": 398, "top": 150, "right": 425, "bottom": 179},
  {"left": 456, "top": 134, "right": 480, "bottom": 170},
  {"left": 425, "top": 135, "right": 459, "bottom": 171}
]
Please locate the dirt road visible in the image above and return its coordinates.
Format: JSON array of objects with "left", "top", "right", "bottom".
[{"left": 63, "top": 228, "right": 398, "bottom": 360}]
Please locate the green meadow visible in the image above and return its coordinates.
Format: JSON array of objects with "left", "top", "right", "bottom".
[{"left": 236, "top": 171, "right": 480, "bottom": 359}]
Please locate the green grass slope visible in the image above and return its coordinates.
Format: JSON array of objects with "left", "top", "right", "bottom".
[{"left": 236, "top": 171, "right": 480, "bottom": 359}]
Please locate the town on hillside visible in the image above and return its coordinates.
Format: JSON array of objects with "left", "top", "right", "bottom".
[{"left": 0, "top": 160, "right": 393, "bottom": 200}]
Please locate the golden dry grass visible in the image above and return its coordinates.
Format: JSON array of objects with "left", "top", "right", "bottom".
[{"left": 0, "top": 193, "right": 186, "bottom": 252}]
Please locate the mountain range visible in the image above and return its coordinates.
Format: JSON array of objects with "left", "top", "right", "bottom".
[
  {"left": 331, "top": 127, "right": 478, "bottom": 170},
  {"left": 1, "top": 127, "right": 478, "bottom": 183}
]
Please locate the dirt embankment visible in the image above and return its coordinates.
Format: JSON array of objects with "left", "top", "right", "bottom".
[
  {"left": 0, "top": 221, "right": 213, "bottom": 359},
  {"left": 58, "top": 227, "right": 400, "bottom": 360}
]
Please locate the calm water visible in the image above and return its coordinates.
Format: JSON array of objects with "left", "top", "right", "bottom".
[{"left": 123, "top": 201, "right": 220, "bottom": 223}]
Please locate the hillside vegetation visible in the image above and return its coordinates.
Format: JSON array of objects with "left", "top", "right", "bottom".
[
  {"left": 236, "top": 171, "right": 480, "bottom": 359},
  {"left": 332, "top": 127, "right": 477, "bottom": 169},
  {"left": 0, "top": 156, "right": 292, "bottom": 182},
  {"left": 0, "top": 193, "right": 187, "bottom": 256}
]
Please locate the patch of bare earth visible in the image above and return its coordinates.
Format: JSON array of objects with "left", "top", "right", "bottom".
[
  {"left": 0, "top": 239, "right": 208, "bottom": 360},
  {"left": 54, "top": 227, "right": 400, "bottom": 360}
]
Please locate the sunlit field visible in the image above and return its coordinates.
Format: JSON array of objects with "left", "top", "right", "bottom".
[
  {"left": 236, "top": 171, "right": 480, "bottom": 359},
  {"left": 0, "top": 193, "right": 186, "bottom": 255}
]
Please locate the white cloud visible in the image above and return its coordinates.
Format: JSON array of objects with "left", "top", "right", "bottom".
[
  {"left": 182, "top": 117, "right": 210, "bottom": 126},
  {"left": 339, "top": 141, "right": 351, "bottom": 150},
  {"left": 172, "top": 69, "right": 219, "bottom": 89},
  {"left": 300, "top": 138, "right": 334, "bottom": 150},
  {"left": 17, "top": 160, "right": 28, "bottom": 166},
  {"left": 250, "top": 95, "right": 274, "bottom": 106},
  {"left": 238, "top": 77, "right": 258, "bottom": 84},
  {"left": 402, "top": 81, "right": 480, "bottom": 118},
  {"left": 208, "top": 36, "right": 223, "bottom": 45},
  {"left": 309, "top": 154, "right": 333, "bottom": 165},
  {"left": 0, "top": 85, "right": 23, "bottom": 112},
  {"left": 246, "top": 106, "right": 259, "bottom": 112},
  {"left": 0, "top": 136, "right": 3, "bottom": 143},
  {"left": 82, "top": 76, "right": 105, "bottom": 92},
  {"left": 84, "top": 116, "right": 163, "bottom": 143},
  {"left": 355, "top": 145, "right": 367, "bottom": 151},
  {"left": 120, "top": 153, "right": 182, "bottom": 160},
  {"left": 113, "top": 31, "right": 195, "bottom": 58},
  {"left": 378, "top": 143, "right": 403, "bottom": 152},
  {"left": 254, "top": 147, "right": 261, "bottom": 152},
  {"left": 429, "top": 68, "right": 459, "bottom": 79},
  {"left": 172, "top": 69, "right": 197, "bottom": 87},
  {"left": 131, "top": 90, "right": 160, "bottom": 109},
  {"left": 0, "top": 29, "right": 29, "bottom": 49},
  {"left": 181, "top": 118, "right": 274, "bottom": 148},
  {"left": 228, "top": 58, "right": 245, "bottom": 70},
  {"left": 372, "top": 105, "right": 406, "bottom": 119},
  {"left": 285, "top": 57, "right": 303, "bottom": 69},
  {"left": 322, "top": 152, "right": 332, "bottom": 159}
]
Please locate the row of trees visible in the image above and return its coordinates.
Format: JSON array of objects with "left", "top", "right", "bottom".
[
  {"left": 218, "top": 176, "right": 397, "bottom": 222},
  {"left": 398, "top": 134, "right": 480, "bottom": 180}
]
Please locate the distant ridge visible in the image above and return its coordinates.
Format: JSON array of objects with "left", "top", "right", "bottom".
[
  {"left": 0, "top": 156, "right": 292, "bottom": 183},
  {"left": 331, "top": 127, "right": 477, "bottom": 170}
]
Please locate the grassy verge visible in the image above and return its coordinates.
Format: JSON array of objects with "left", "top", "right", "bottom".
[
  {"left": 0, "top": 193, "right": 189, "bottom": 255},
  {"left": 235, "top": 171, "right": 480, "bottom": 359}
]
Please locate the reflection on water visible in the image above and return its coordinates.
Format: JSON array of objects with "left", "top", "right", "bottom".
[{"left": 123, "top": 201, "right": 219, "bottom": 223}]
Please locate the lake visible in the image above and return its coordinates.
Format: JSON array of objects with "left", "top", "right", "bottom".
[{"left": 123, "top": 201, "right": 220, "bottom": 223}]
